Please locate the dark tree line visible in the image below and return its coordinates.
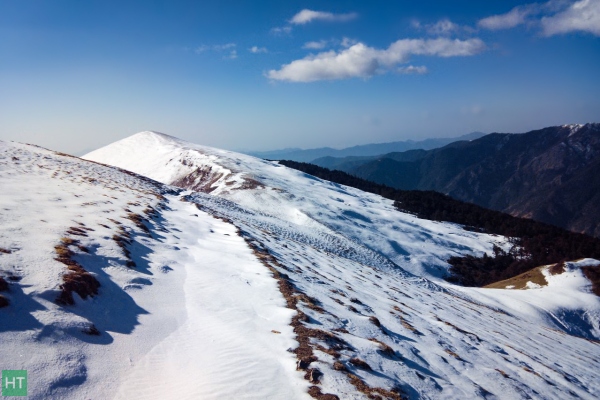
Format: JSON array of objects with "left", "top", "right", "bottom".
[{"left": 279, "top": 160, "right": 600, "bottom": 286}]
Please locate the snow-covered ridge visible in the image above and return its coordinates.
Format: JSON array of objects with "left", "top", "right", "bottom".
[
  {"left": 84, "top": 131, "right": 506, "bottom": 279},
  {"left": 80, "top": 132, "right": 600, "bottom": 399},
  {"left": 0, "top": 135, "right": 597, "bottom": 399}
]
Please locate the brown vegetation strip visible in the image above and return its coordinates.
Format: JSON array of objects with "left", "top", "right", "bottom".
[
  {"left": 126, "top": 212, "right": 151, "bottom": 235},
  {"left": 54, "top": 237, "right": 100, "bottom": 306},
  {"left": 483, "top": 266, "right": 547, "bottom": 290},
  {"left": 112, "top": 227, "right": 136, "bottom": 268}
]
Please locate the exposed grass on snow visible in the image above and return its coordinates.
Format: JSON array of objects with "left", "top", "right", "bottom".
[
  {"left": 54, "top": 236, "right": 101, "bottom": 306},
  {"left": 483, "top": 266, "right": 547, "bottom": 290}
]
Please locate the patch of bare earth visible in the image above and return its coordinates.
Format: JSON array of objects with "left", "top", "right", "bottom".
[
  {"left": 172, "top": 166, "right": 224, "bottom": 193},
  {"left": 483, "top": 266, "right": 547, "bottom": 289}
]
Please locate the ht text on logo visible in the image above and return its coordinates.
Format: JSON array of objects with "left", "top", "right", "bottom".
[{"left": 2, "top": 370, "right": 27, "bottom": 397}]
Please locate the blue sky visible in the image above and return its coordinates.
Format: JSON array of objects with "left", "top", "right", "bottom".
[{"left": 0, "top": 0, "right": 599, "bottom": 154}]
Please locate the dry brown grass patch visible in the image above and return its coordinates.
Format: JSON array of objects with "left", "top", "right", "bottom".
[
  {"left": 444, "top": 349, "right": 463, "bottom": 361},
  {"left": 67, "top": 226, "right": 89, "bottom": 237},
  {"left": 483, "top": 266, "right": 547, "bottom": 290},
  {"left": 112, "top": 229, "right": 136, "bottom": 267},
  {"left": 495, "top": 369, "right": 509, "bottom": 378},
  {"left": 369, "top": 338, "right": 395, "bottom": 358},
  {"left": 126, "top": 212, "right": 151, "bottom": 235},
  {"left": 305, "top": 368, "right": 323, "bottom": 384},
  {"left": 333, "top": 361, "right": 348, "bottom": 372},
  {"left": 434, "top": 316, "right": 481, "bottom": 342},
  {"left": 548, "top": 261, "right": 566, "bottom": 275},
  {"left": 307, "top": 386, "right": 340, "bottom": 400},
  {"left": 346, "top": 373, "right": 406, "bottom": 400},
  {"left": 349, "top": 357, "right": 372, "bottom": 371},
  {"left": 56, "top": 264, "right": 100, "bottom": 306},
  {"left": 54, "top": 237, "right": 101, "bottom": 306}
]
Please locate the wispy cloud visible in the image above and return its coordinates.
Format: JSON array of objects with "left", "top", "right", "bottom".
[
  {"left": 195, "top": 43, "right": 238, "bottom": 60},
  {"left": 303, "top": 40, "right": 329, "bottom": 50},
  {"left": 270, "top": 26, "right": 292, "bottom": 35},
  {"left": 290, "top": 9, "right": 358, "bottom": 25},
  {"left": 478, "top": 5, "right": 534, "bottom": 30},
  {"left": 541, "top": 0, "right": 600, "bottom": 36},
  {"left": 224, "top": 50, "right": 237, "bottom": 60},
  {"left": 478, "top": 0, "right": 600, "bottom": 36},
  {"left": 425, "top": 19, "right": 461, "bottom": 35},
  {"left": 267, "top": 38, "right": 485, "bottom": 82},
  {"left": 397, "top": 65, "right": 428, "bottom": 75},
  {"left": 340, "top": 37, "right": 358, "bottom": 48},
  {"left": 302, "top": 38, "right": 357, "bottom": 50},
  {"left": 412, "top": 18, "right": 473, "bottom": 36},
  {"left": 195, "top": 43, "right": 236, "bottom": 53},
  {"left": 249, "top": 46, "right": 268, "bottom": 54}
]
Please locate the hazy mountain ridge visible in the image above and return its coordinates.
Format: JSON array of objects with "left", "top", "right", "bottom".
[
  {"left": 313, "top": 123, "right": 600, "bottom": 237},
  {"left": 246, "top": 132, "right": 485, "bottom": 162}
]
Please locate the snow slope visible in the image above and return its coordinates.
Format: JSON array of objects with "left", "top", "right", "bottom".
[
  {"left": 79, "top": 131, "right": 600, "bottom": 399},
  {"left": 0, "top": 132, "right": 595, "bottom": 399},
  {"left": 0, "top": 142, "right": 307, "bottom": 399}
]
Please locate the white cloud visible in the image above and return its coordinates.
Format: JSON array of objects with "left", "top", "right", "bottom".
[
  {"left": 214, "top": 43, "right": 236, "bottom": 51},
  {"left": 195, "top": 43, "right": 237, "bottom": 55},
  {"left": 224, "top": 50, "right": 237, "bottom": 60},
  {"left": 478, "top": 6, "right": 533, "bottom": 30},
  {"left": 303, "top": 40, "right": 329, "bottom": 50},
  {"left": 478, "top": 0, "right": 600, "bottom": 35},
  {"left": 290, "top": 9, "right": 358, "bottom": 25},
  {"left": 270, "top": 26, "right": 292, "bottom": 35},
  {"left": 267, "top": 38, "right": 485, "bottom": 82},
  {"left": 397, "top": 65, "right": 428, "bottom": 75},
  {"left": 426, "top": 19, "right": 461, "bottom": 35},
  {"left": 249, "top": 46, "right": 268, "bottom": 54},
  {"left": 412, "top": 18, "right": 474, "bottom": 36},
  {"left": 340, "top": 37, "right": 358, "bottom": 48},
  {"left": 541, "top": 0, "right": 600, "bottom": 36},
  {"left": 302, "top": 38, "right": 358, "bottom": 50}
]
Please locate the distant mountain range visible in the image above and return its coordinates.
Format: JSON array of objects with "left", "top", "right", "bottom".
[
  {"left": 246, "top": 131, "right": 486, "bottom": 162},
  {"left": 311, "top": 123, "right": 600, "bottom": 238}
]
